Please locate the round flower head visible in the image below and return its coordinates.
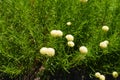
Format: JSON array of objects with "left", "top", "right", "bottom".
[
  {"left": 99, "top": 41, "right": 108, "bottom": 49},
  {"left": 46, "top": 48, "right": 55, "bottom": 57},
  {"left": 80, "top": 0, "right": 88, "bottom": 3},
  {"left": 67, "top": 41, "right": 75, "bottom": 47},
  {"left": 112, "top": 71, "right": 118, "bottom": 78},
  {"left": 99, "top": 75, "right": 105, "bottom": 80},
  {"left": 79, "top": 46, "right": 88, "bottom": 54},
  {"left": 95, "top": 72, "right": 101, "bottom": 78},
  {"left": 50, "top": 30, "right": 58, "bottom": 37},
  {"left": 65, "top": 34, "right": 74, "bottom": 41},
  {"left": 66, "top": 22, "right": 72, "bottom": 26},
  {"left": 57, "top": 30, "right": 63, "bottom": 37},
  {"left": 50, "top": 30, "right": 63, "bottom": 37},
  {"left": 40, "top": 47, "right": 48, "bottom": 55},
  {"left": 103, "top": 40, "right": 109, "bottom": 45},
  {"left": 102, "top": 26, "right": 109, "bottom": 32}
]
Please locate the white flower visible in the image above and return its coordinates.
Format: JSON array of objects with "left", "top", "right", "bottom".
[
  {"left": 40, "top": 47, "right": 48, "bottom": 55},
  {"left": 79, "top": 46, "right": 88, "bottom": 54},
  {"left": 50, "top": 30, "right": 63, "bottom": 37},
  {"left": 66, "top": 22, "right": 72, "bottom": 26},
  {"left": 102, "top": 26, "right": 109, "bottom": 32},
  {"left": 57, "top": 30, "right": 63, "bottom": 37},
  {"left": 80, "top": 0, "right": 88, "bottom": 3},
  {"left": 65, "top": 34, "right": 74, "bottom": 41},
  {"left": 40, "top": 47, "right": 55, "bottom": 57},
  {"left": 112, "top": 71, "right": 118, "bottom": 78},
  {"left": 103, "top": 40, "right": 109, "bottom": 45},
  {"left": 46, "top": 48, "right": 55, "bottom": 57},
  {"left": 67, "top": 41, "right": 75, "bottom": 47},
  {"left": 99, "top": 75, "right": 105, "bottom": 80},
  {"left": 50, "top": 30, "right": 58, "bottom": 37},
  {"left": 95, "top": 72, "right": 101, "bottom": 78},
  {"left": 99, "top": 41, "right": 108, "bottom": 49}
]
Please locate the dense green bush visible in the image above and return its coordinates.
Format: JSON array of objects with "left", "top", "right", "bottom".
[{"left": 0, "top": 0, "right": 120, "bottom": 79}]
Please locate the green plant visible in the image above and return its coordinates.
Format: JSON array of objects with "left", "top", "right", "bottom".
[{"left": 0, "top": 0, "right": 120, "bottom": 79}]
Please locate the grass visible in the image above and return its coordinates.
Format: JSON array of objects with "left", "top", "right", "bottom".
[{"left": 0, "top": 0, "right": 120, "bottom": 79}]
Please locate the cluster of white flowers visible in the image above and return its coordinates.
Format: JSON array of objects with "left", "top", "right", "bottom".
[
  {"left": 40, "top": 47, "right": 55, "bottom": 57},
  {"left": 80, "top": 0, "right": 88, "bottom": 3},
  {"left": 100, "top": 25, "right": 109, "bottom": 49},
  {"left": 79, "top": 46, "right": 88, "bottom": 54},
  {"left": 65, "top": 34, "right": 75, "bottom": 47},
  {"left": 99, "top": 40, "right": 109, "bottom": 49},
  {"left": 95, "top": 72, "right": 105, "bottom": 80},
  {"left": 50, "top": 30, "right": 63, "bottom": 37},
  {"left": 112, "top": 71, "right": 118, "bottom": 78},
  {"left": 102, "top": 26, "right": 109, "bottom": 32},
  {"left": 66, "top": 22, "right": 72, "bottom": 26},
  {"left": 65, "top": 34, "right": 74, "bottom": 41},
  {"left": 95, "top": 71, "right": 119, "bottom": 79}
]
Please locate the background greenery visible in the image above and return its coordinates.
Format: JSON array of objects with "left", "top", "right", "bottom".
[{"left": 0, "top": 0, "right": 120, "bottom": 79}]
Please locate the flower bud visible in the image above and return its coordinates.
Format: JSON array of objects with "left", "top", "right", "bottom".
[
  {"left": 66, "top": 22, "right": 72, "bottom": 26},
  {"left": 102, "top": 26, "right": 109, "bottom": 32},
  {"left": 50, "top": 30, "right": 63, "bottom": 37},
  {"left": 99, "top": 75, "right": 105, "bottom": 80},
  {"left": 79, "top": 46, "right": 88, "bottom": 54},
  {"left": 67, "top": 41, "right": 75, "bottom": 47},
  {"left": 80, "top": 0, "right": 88, "bottom": 3},
  {"left": 65, "top": 34, "right": 74, "bottom": 41},
  {"left": 112, "top": 71, "right": 118, "bottom": 78},
  {"left": 99, "top": 42, "right": 108, "bottom": 49},
  {"left": 57, "top": 30, "right": 63, "bottom": 37},
  {"left": 95, "top": 72, "right": 101, "bottom": 78},
  {"left": 40, "top": 47, "right": 48, "bottom": 55},
  {"left": 46, "top": 48, "right": 55, "bottom": 57},
  {"left": 50, "top": 30, "right": 58, "bottom": 37},
  {"left": 103, "top": 40, "right": 109, "bottom": 45}
]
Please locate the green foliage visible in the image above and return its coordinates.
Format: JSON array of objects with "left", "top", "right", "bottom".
[{"left": 0, "top": 0, "right": 120, "bottom": 79}]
